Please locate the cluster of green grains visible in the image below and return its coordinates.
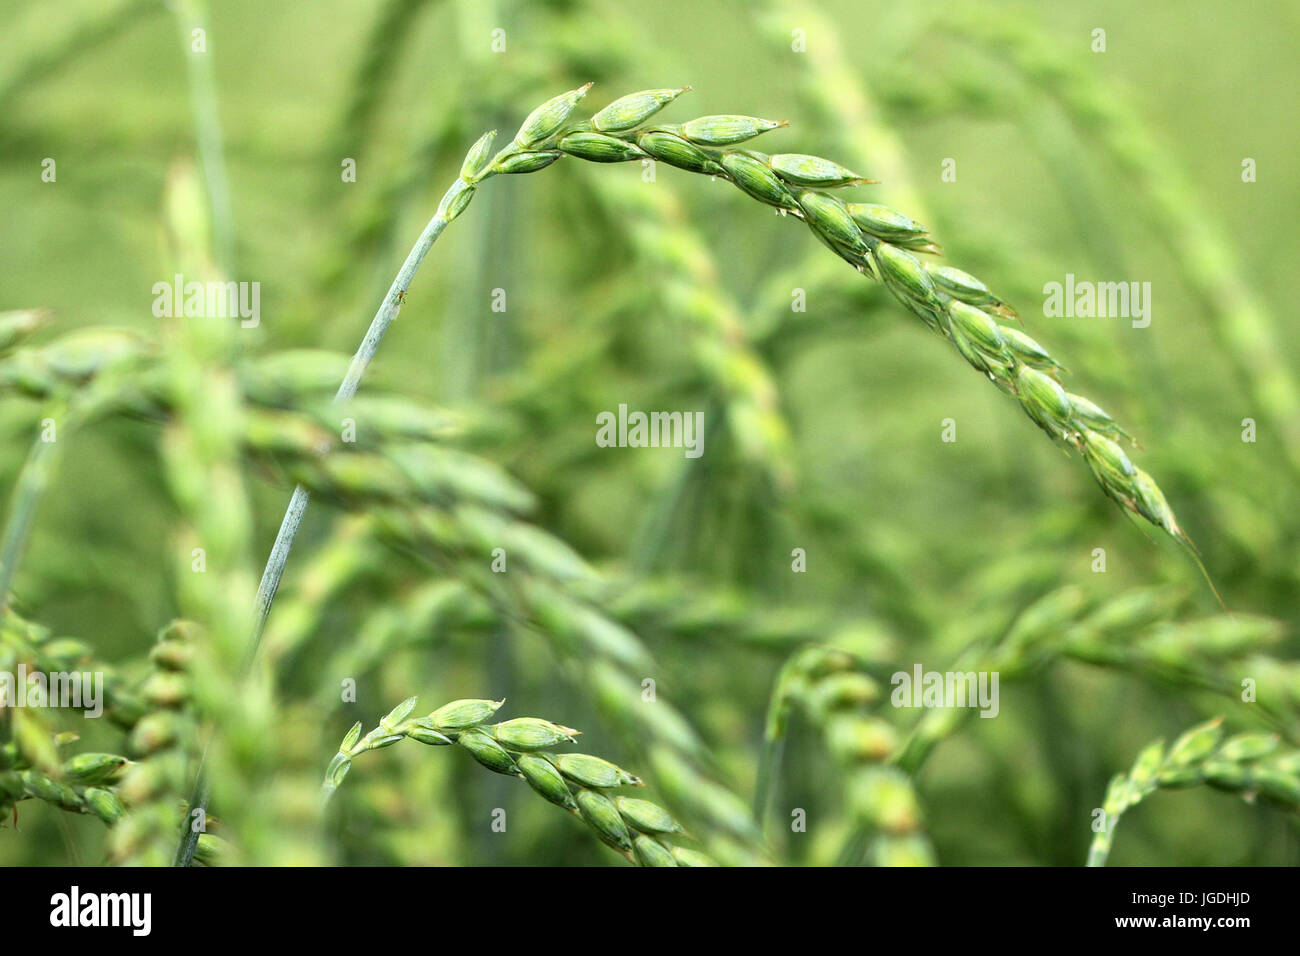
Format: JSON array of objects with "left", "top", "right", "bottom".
[
  {"left": 285, "top": 443, "right": 535, "bottom": 515},
  {"left": 227, "top": 353, "right": 530, "bottom": 520},
  {"left": 1, "top": 737, "right": 130, "bottom": 831},
  {"left": 442, "top": 83, "right": 1185, "bottom": 544},
  {"left": 1060, "top": 604, "right": 1287, "bottom": 683},
  {"left": 1, "top": 335, "right": 496, "bottom": 529},
  {"left": 1089, "top": 719, "right": 1300, "bottom": 866},
  {"left": 107, "top": 621, "right": 205, "bottom": 865},
  {"left": 325, "top": 698, "right": 715, "bottom": 866},
  {"left": 0, "top": 611, "right": 130, "bottom": 827},
  {"left": 763, "top": 646, "right": 934, "bottom": 865}
]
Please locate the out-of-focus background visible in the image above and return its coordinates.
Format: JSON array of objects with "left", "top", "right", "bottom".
[{"left": 1, "top": 0, "right": 1297, "bottom": 865}]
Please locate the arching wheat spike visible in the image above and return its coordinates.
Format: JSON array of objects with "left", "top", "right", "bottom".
[
  {"left": 468, "top": 85, "right": 1189, "bottom": 547},
  {"left": 324, "top": 698, "right": 713, "bottom": 866}
]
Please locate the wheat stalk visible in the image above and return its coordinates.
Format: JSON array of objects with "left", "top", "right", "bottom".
[
  {"left": 324, "top": 697, "right": 714, "bottom": 866},
  {"left": 1088, "top": 718, "right": 1300, "bottom": 866}
]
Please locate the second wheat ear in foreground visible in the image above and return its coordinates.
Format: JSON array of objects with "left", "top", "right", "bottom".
[
  {"left": 443, "top": 85, "right": 1194, "bottom": 554},
  {"left": 324, "top": 698, "right": 715, "bottom": 866}
]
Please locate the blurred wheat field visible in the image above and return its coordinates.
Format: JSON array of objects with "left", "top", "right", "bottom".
[{"left": 0, "top": 0, "right": 1298, "bottom": 866}]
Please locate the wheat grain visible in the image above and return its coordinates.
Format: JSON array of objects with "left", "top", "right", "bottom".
[
  {"left": 0, "top": 609, "right": 132, "bottom": 828},
  {"left": 323, "top": 697, "right": 712, "bottom": 866}
]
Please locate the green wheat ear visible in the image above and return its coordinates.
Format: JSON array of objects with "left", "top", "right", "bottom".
[
  {"left": 324, "top": 698, "right": 713, "bottom": 867},
  {"left": 386, "top": 84, "right": 1196, "bottom": 557},
  {"left": 232, "top": 81, "right": 1210, "bottom": 667},
  {"left": 443, "top": 85, "right": 1205, "bottom": 591},
  {"left": 1088, "top": 720, "right": 1300, "bottom": 866}
]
